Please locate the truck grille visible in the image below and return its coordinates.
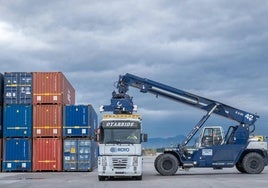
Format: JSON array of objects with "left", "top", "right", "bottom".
[{"left": 112, "top": 158, "right": 128, "bottom": 169}]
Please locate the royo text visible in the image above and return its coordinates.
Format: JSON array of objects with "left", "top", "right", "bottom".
[{"left": 110, "top": 147, "right": 130, "bottom": 152}]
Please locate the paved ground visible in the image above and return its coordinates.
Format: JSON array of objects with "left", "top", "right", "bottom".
[{"left": 0, "top": 156, "right": 268, "bottom": 188}]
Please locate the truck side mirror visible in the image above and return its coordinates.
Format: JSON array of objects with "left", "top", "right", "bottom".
[{"left": 142, "top": 134, "right": 148, "bottom": 142}]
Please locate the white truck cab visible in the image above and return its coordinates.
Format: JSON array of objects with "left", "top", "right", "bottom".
[{"left": 97, "top": 114, "right": 147, "bottom": 181}]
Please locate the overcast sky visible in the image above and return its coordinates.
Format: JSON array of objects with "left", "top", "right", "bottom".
[{"left": 1, "top": 0, "right": 268, "bottom": 138}]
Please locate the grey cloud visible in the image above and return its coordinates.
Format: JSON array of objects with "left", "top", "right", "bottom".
[{"left": 1, "top": 0, "right": 268, "bottom": 137}]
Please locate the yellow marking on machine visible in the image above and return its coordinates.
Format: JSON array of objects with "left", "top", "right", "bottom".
[{"left": 102, "top": 114, "right": 141, "bottom": 119}]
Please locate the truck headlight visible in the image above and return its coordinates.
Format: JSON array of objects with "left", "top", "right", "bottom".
[
  {"left": 133, "top": 156, "right": 138, "bottom": 167},
  {"left": 102, "top": 156, "right": 107, "bottom": 167}
]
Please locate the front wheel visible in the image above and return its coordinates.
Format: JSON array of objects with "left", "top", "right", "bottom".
[
  {"left": 242, "top": 152, "right": 265, "bottom": 174},
  {"left": 155, "top": 153, "right": 179, "bottom": 176}
]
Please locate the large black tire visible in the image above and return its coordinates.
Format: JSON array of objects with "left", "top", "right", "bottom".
[
  {"left": 155, "top": 153, "right": 179, "bottom": 176},
  {"left": 242, "top": 152, "right": 265, "bottom": 174},
  {"left": 154, "top": 154, "right": 164, "bottom": 173},
  {"left": 236, "top": 162, "right": 246, "bottom": 173}
]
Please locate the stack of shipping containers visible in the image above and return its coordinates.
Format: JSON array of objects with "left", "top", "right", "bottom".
[
  {"left": 63, "top": 104, "right": 98, "bottom": 171},
  {"left": 32, "top": 72, "right": 75, "bottom": 171},
  {"left": 0, "top": 71, "right": 98, "bottom": 173},
  {"left": 2, "top": 72, "right": 33, "bottom": 172}
]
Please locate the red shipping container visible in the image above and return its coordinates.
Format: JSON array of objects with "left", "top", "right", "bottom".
[
  {"left": 33, "top": 138, "right": 62, "bottom": 171},
  {"left": 33, "top": 105, "right": 62, "bottom": 137},
  {"left": 33, "top": 72, "right": 75, "bottom": 105}
]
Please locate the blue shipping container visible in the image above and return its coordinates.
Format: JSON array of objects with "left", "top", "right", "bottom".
[
  {"left": 4, "top": 72, "right": 33, "bottom": 104},
  {"left": 2, "top": 138, "right": 32, "bottom": 171},
  {"left": 91, "top": 141, "right": 98, "bottom": 169},
  {"left": 91, "top": 105, "right": 98, "bottom": 134},
  {"left": 63, "top": 139, "right": 97, "bottom": 171},
  {"left": 3, "top": 105, "right": 32, "bottom": 138},
  {"left": 77, "top": 140, "right": 93, "bottom": 171},
  {"left": 63, "top": 105, "right": 98, "bottom": 137}
]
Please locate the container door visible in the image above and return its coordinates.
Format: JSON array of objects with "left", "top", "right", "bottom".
[
  {"left": 78, "top": 140, "right": 92, "bottom": 171},
  {"left": 63, "top": 139, "right": 78, "bottom": 171}
]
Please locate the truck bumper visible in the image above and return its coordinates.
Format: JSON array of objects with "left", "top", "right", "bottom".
[{"left": 98, "top": 156, "right": 142, "bottom": 177}]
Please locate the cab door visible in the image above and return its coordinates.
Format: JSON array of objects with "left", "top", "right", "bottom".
[{"left": 198, "top": 127, "right": 224, "bottom": 148}]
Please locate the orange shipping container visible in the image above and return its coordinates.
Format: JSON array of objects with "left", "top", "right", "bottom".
[
  {"left": 33, "top": 72, "right": 75, "bottom": 104},
  {"left": 33, "top": 105, "right": 62, "bottom": 137},
  {"left": 32, "top": 138, "right": 62, "bottom": 171}
]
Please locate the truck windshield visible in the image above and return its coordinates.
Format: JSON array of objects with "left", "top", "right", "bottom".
[{"left": 103, "top": 128, "right": 141, "bottom": 144}]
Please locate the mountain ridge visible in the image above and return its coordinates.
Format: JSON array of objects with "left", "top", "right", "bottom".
[{"left": 143, "top": 134, "right": 186, "bottom": 149}]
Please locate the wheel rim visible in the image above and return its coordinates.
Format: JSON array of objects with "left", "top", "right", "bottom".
[
  {"left": 250, "top": 159, "right": 258, "bottom": 169},
  {"left": 163, "top": 160, "right": 172, "bottom": 170}
]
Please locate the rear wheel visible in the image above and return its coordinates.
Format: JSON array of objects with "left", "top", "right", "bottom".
[
  {"left": 242, "top": 152, "right": 265, "bottom": 174},
  {"left": 155, "top": 153, "right": 179, "bottom": 176}
]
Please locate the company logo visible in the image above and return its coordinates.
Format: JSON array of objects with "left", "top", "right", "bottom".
[
  {"left": 116, "top": 101, "right": 122, "bottom": 107},
  {"left": 110, "top": 147, "right": 130, "bottom": 153},
  {"left": 106, "top": 122, "right": 135, "bottom": 127}
]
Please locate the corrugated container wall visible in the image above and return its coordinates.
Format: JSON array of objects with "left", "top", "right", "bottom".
[
  {"left": 33, "top": 72, "right": 75, "bottom": 105},
  {"left": 91, "top": 141, "right": 98, "bottom": 169},
  {"left": 32, "top": 138, "right": 62, "bottom": 171},
  {"left": 63, "top": 138, "right": 97, "bottom": 171},
  {"left": 90, "top": 105, "right": 98, "bottom": 136},
  {"left": 4, "top": 72, "right": 32, "bottom": 104},
  {"left": 33, "top": 105, "right": 62, "bottom": 137},
  {"left": 63, "top": 105, "right": 98, "bottom": 137},
  {"left": 2, "top": 138, "right": 32, "bottom": 171},
  {"left": 3, "top": 105, "right": 32, "bottom": 138}
]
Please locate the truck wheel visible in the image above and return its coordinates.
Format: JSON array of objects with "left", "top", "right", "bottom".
[
  {"left": 235, "top": 162, "right": 246, "bottom": 173},
  {"left": 98, "top": 176, "right": 106, "bottom": 181},
  {"left": 154, "top": 154, "right": 164, "bottom": 173},
  {"left": 156, "top": 153, "right": 178, "bottom": 176},
  {"left": 242, "top": 152, "right": 265, "bottom": 174}
]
